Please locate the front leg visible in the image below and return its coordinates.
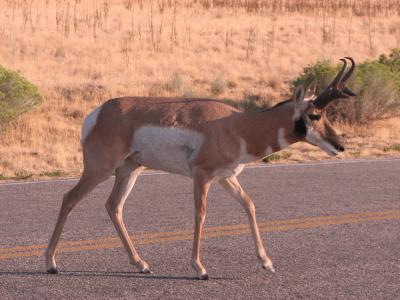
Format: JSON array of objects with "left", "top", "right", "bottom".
[
  {"left": 191, "top": 169, "right": 213, "bottom": 280},
  {"left": 219, "top": 176, "right": 275, "bottom": 273}
]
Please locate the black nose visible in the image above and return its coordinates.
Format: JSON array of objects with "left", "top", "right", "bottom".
[{"left": 336, "top": 145, "right": 345, "bottom": 152}]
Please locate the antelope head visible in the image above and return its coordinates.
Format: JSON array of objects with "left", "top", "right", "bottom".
[{"left": 292, "top": 57, "right": 356, "bottom": 156}]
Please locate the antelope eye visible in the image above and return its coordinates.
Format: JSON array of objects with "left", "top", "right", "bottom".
[{"left": 308, "top": 114, "right": 321, "bottom": 121}]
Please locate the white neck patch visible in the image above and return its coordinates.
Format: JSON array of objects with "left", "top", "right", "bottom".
[{"left": 277, "top": 128, "right": 289, "bottom": 149}]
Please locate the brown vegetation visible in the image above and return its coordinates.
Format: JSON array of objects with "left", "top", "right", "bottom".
[{"left": 0, "top": 0, "right": 400, "bottom": 179}]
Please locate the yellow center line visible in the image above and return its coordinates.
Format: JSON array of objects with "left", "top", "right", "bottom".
[{"left": 0, "top": 210, "right": 399, "bottom": 261}]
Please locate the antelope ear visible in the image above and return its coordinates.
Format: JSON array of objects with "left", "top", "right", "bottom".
[
  {"left": 293, "top": 85, "right": 305, "bottom": 118},
  {"left": 305, "top": 80, "right": 317, "bottom": 99},
  {"left": 293, "top": 85, "right": 305, "bottom": 105}
]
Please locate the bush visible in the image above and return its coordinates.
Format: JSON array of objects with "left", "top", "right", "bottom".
[
  {"left": 293, "top": 49, "right": 400, "bottom": 124},
  {"left": 0, "top": 64, "right": 42, "bottom": 127},
  {"left": 379, "top": 48, "right": 400, "bottom": 73},
  {"left": 210, "top": 76, "right": 227, "bottom": 95}
]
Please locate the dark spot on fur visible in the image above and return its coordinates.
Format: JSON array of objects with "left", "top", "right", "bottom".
[{"left": 294, "top": 118, "right": 307, "bottom": 138}]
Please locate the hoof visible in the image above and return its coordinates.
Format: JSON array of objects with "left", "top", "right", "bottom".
[
  {"left": 198, "top": 273, "right": 209, "bottom": 280},
  {"left": 140, "top": 268, "right": 152, "bottom": 274},
  {"left": 47, "top": 267, "right": 59, "bottom": 274},
  {"left": 262, "top": 263, "right": 275, "bottom": 273}
]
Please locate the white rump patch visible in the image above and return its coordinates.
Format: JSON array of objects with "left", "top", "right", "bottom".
[
  {"left": 130, "top": 125, "right": 204, "bottom": 177},
  {"left": 277, "top": 128, "right": 289, "bottom": 149},
  {"left": 81, "top": 106, "right": 101, "bottom": 145}
]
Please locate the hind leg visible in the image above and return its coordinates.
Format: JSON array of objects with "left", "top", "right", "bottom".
[
  {"left": 45, "top": 161, "right": 115, "bottom": 273},
  {"left": 105, "top": 159, "right": 150, "bottom": 273}
]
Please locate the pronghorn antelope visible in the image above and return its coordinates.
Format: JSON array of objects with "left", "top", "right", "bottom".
[{"left": 45, "top": 57, "right": 355, "bottom": 279}]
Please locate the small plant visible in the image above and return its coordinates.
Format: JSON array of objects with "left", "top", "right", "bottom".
[
  {"left": 39, "top": 170, "right": 66, "bottom": 177},
  {"left": 262, "top": 152, "right": 291, "bottom": 163},
  {"left": 245, "top": 24, "right": 257, "bottom": 59},
  {"left": 210, "top": 76, "right": 227, "bottom": 96},
  {"left": 0, "top": 64, "right": 42, "bottom": 128},
  {"left": 383, "top": 144, "right": 400, "bottom": 152},
  {"left": 14, "top": 170, "right": 33, "bottom": 180},
  {"left": 219, "top": 29, "right": 233, "bottom": 54},
  {"left": 263, "top": 153, "right": 281, "bottom": 162},
  {"left": 168, "top": 72, "right": 184, "bottom": 93},
  {"left": 182, "top": 86, "right": 196, "bottom": 98},
  {"left": 379, "top": 49, "right": 400, "bottom": 73},
  {"left": 148, "top": 81, "right": 166, "bottom": 96},
  {"left": 349, "top": 151, "right": 361, "bottom": 158}
]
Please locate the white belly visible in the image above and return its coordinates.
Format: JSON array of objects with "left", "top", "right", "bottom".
[
  {"left": 130, "top": 125, "right": 204, "bottom": 177},
  {"left": 213, "top": 163, "right": 245, "bottom": 178},
  {"left": 212, "top": 139, "right": 258, "bottom": 179}
]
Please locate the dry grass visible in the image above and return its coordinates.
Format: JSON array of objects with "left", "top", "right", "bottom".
[{"left": 0, "top": 0, "right": 400, "bottom": 178}]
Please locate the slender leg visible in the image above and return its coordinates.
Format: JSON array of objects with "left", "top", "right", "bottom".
[
  {"left": 191, "top": 170, "right": 213, "bottom": 280},
  {"left": 45, "top": 169, "right": 111, "bottom": 273},
  {"left": 105, "top": 159, "right": 150, "bottom": 273},
  {"left": 219, "top": 176, "right": 275, "bottom": 273}
]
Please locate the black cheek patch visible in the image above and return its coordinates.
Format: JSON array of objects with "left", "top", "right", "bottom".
[{"left": 294, "top": 118, "right": 307, "bottom": 138}]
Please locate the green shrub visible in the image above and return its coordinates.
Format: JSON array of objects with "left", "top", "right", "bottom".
[
  {"left": 0, "top": 64, "right": 42, "bottom": 127},
  {"left": 39, "top": 170, "right": 66, "bottom": 177},
  {"left": 262, "top": 151, "right": 291, "bottom": 163},
  {"left": 293, "top": 49, "right": 400, "bottom": 124}
]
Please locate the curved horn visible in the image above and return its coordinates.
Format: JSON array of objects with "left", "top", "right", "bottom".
[
  {"left": 330, "top": 58, "right": 347, "bottom": 89},
  {"left": 313, "top": 58, "right": 356, "bottom": 109},
  {"left": 339, "top": 57, "right": 357, "bottom": 96},
  {"left": 340, "top": 57, "right": 355, "bottom": 86}
]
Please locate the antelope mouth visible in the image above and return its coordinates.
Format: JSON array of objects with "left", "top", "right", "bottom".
[
  {"left": 305, "top": 133, "right": 341, "bottom": 156},
  {"left": 326, "top": 143, "right": 345, "bottom": 156},
  {"left": 326, "top": 148, "right": 339, "bottom": 156},
  {"left": 329, "top": 143, "right": 345, "bottom": 156}
]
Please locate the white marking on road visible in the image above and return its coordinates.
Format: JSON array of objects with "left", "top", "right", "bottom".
[{"left": 0, "top": 158, "right": 399, "bottom": 187}]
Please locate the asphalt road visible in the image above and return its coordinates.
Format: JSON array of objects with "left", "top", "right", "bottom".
[{"left": 0, "top": 158, "right": 399, "bottom": 299}]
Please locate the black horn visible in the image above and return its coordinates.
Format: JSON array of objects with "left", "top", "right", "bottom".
[
  {"left": 313, "top": 58, "right": 356, "bottom": 109},
  {"left": 330, "top": 58, "right": 348, "bottom": 88},
  {"left": 340, "top": 57, "right": 357, "bottom": 96}
]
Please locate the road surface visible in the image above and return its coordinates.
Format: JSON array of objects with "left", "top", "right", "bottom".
[{"left": 0, "top": 158, "right": 399, "bottom": 299}]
